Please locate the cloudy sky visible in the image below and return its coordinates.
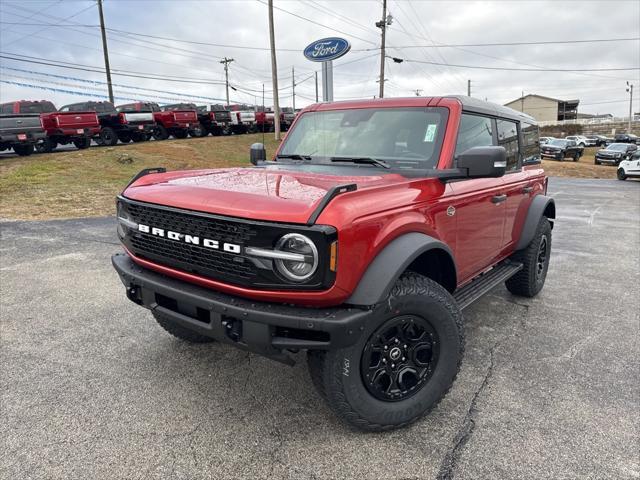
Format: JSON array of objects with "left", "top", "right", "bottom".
[{"left": 0, "top": 0, "right": 639, "bottom": 116}]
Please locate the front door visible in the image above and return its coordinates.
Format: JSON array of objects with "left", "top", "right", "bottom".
[{"left": 448, "top": 113, "right": 506, "bottom": 283}]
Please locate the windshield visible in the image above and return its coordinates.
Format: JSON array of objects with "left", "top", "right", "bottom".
[
  {"left": 606, "top": 144, "right": 627, "bottom": 151},
  {"left": 549, "top": 139, "right": 568, "bottom": 146},
  {"left": 278, "top": 107, "right": 447, "bottom": 170},
  {"left": 19, "top": 101, "right": 56, "bottom": 113}
]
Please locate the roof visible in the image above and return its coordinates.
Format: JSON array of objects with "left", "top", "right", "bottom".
[
  {"left": 505, "top": 93, "right": 579, "bottom": 107},
  {"left": 305, "top": 95, "right": 536, "bottom": 123}
]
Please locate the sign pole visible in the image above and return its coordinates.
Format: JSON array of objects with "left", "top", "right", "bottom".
[{"left": 322, "top": 61, "right": 333, "bottom": 102}]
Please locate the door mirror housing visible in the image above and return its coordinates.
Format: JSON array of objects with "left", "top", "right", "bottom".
[
  {"left": 250, "top": 143, "right": 266, "bottom": 165},
  {"left": 456, "top": 146, "right": 507, "bottom": 178}
]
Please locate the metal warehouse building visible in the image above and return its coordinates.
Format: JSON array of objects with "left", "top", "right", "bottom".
[{"left": 504, "top": 94, "right": 579, "bottom": 122}]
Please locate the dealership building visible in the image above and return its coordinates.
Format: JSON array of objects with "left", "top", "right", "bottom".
[{"left": 504, "top": 94, "right": 579, "bottom": 122}]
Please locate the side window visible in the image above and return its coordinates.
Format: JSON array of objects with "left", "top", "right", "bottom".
[
  {"left": 455, "top": 114, "right": 494, "bottom": 156},
  {"left": 496, "top": 119, "right": 520, "bottom": 171},
  {"left": 521, "top": 121, "right": 540, "bottom": 163}
]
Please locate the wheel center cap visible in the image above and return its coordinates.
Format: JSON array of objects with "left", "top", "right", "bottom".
[{"left": 389, "top": 347, "right": 402, "bottom": 361}]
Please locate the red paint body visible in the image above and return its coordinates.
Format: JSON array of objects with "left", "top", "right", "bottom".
[
  {"left": 122, "top": 97, "right": 546, "bottom": 307},
  {"left": 124, "top": 102, "right": 197, "bottom": 130},
  {"left": 2, "top": 100, "right": 101, "bottom": 138}
]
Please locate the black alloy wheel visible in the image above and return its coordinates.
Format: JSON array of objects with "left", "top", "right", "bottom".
[
  {"left": 361, "top": 315, "right": 440, "bottom": 402},
  {"left": 535, "top": 234, "right": 548, "bottom": 282}
]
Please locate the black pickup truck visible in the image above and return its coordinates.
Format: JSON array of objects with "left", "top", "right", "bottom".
[
  {"left": 60, "top": 101, "right": 155, "bottom": 146},
  {"left": 0, "top": 113, "right": 46, "bottom": 156}
]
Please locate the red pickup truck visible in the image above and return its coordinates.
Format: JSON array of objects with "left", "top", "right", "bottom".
[
  {"left": 117, "top": 102, "right": 197, "bottom": 141},
  {"left": 0, "top": 100, "right": 100, "bottom": 152},
  {"left": 112, "top": 96, "right": 554, "bottom": 431}
]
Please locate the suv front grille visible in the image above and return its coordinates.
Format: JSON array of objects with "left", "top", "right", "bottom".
[
  {"left": 118, "top": 197, "right": 337, "bottom": 290},
  {"left": 124, "top": 202, "right": 258, "bottom": 283}
]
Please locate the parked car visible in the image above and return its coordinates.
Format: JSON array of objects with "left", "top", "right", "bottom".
[
  {"left": 112, "top": 96, "right": 555, "bottom": 431},
  {"left": 117, "top": 102, "right": 196, "bottom": 141},
  {"left": 228, "top": 104, "right": 257, "bottom": 134},
  {"left": 617, "top": 151, "right": 640, "bottom": 180},
  {"left": 585, "top": 134, "right": 610, "bottom": 147},
  {"left": 539, "top": 136, "right": 554, "bottom": 145},
  {"left": 565, "top": 135, "right": 593, "bottom": 147},
  {"left": 162, "top": 103, "right": 208, "bottom": 138},
  {"left": 0, "top": 112, "right": 46, "bottom": 156},
  {"left": 614, "top": 133, "right": 639, "bottom": 144},
  {"left": 61, "top": 101, "right": 155, "bottom": 146},
  {"left": 208, "top": 105, "right": 232, "bottom": 136},
  {"left": 594, "top": 142, "right": 638, "bottom": 165},
  {"left": 1, "top": 100, "right": 100, "bottom": 153},
  {"left": 540, "top": 138, "right": 583, "bottom": 161}
]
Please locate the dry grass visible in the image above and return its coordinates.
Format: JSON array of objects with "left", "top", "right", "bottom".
[
  {"left": 0, "top": 134, "right": 281, "bottom": 220},
  {"left": 541, "top": 147, "right": 621, "bottom": 179},
  {"left": 0, "top": 141, "right": 622, "bottom": 221}
]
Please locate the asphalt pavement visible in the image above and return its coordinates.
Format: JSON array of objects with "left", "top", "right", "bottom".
[{"left": 1, "top": 177, "right": 639, "bottom": 480}]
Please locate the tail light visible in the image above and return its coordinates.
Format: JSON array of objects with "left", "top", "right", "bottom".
[
  {"left": 119, "top": 112, "right": 128, "bottom": 124},
  {"left": 53, "top": 115, "right": 60, "bottom": 127}
]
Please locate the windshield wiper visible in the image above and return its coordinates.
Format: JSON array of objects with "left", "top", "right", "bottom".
[
  {"left": 276, "top": 154, "right": 313, "bottom": 161},
  {"left": 330, "top": 156, "right": 391, "bottom": 169}
]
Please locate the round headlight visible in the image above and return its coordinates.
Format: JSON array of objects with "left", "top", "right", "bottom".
[{"left": 274, "top": 233, "right": 318, "bottom": 282}]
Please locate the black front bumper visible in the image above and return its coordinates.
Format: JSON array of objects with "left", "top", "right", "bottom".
[{"left": 112, "top": 253, "right": 373, "bottom": 364}]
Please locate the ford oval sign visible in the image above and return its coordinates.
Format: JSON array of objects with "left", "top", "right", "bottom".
[{"left": 303, "top": 37, "right": 351, "bottom": 62}]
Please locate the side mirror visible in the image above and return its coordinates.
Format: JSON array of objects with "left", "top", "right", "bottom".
[
  {"left": 456, "top": 146, "right": 507, "bottom": 178},
  {"left": 250, "top": 143, "right": 266, "bottom": 165}
]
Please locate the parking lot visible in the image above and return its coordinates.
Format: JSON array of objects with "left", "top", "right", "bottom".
[{"left": 1, "top": 177, "right": 638, "bottom": 479}]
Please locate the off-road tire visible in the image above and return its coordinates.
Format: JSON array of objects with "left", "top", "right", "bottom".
[
  {"left": 131, "top": 132, "right": 147, "bottom": 143},
  {"left": 189, "top": 123, "right": 207, "bottom": 138},
  {"left": 152, "top": 311, "right": 216, "bottom": 344},
  {"left": 73, "top": 137, "right": 91, "bottom": 149},
  {"left": 617, "top": 168, "right": 627, "bottom": 181},
  {"left": 594, "top": 159, "right": 600, "bottom": 165},
  {"left": 307, "top": 274, "right": 464, "bottom": 432},
  {"left": 573, "top": 152, "right": 579, "bottom": 162},
  {"left": 100, "top": 127, "right": 118, "bottom": 146},
  {"left": 13, "top": 144, "right": 34, "bottom": 156},
  {"left": 172, "top": 129, "right": 189, "bottom": 139},
  {"left": 152, "top": 125, "right": 169, "bottom": 141},
  {"left": 118, "top": 132, "right": 132, "bottom": 144},
  {"left": 506, "top": 216, "right": 552, "bottom": 297},
  {"left": 35, "top": 138, "right": 56, "bottom": 153},
  {"left": 560, "top": 152, "right": 566, "bottom": 161}
]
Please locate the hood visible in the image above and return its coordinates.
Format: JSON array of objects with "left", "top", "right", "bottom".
[
  {"left": 597, "top": 149, "right": 621, "bottom": 156},
  {"left": 123, "top": 167, "right": 406, "bottom": 224}
]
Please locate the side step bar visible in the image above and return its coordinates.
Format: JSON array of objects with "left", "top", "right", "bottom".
[{"left": 453, "top": 261, "right": 523, "bottom": 310}]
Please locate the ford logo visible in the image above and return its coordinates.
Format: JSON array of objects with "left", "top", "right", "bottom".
[{"left": 303, "top": 37, "right": 351, "bottom": 62}]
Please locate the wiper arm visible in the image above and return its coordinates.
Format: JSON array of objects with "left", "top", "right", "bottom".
[
  {"left": 330, "top": 156, "right": 391, "bottom": 169},
  {"left": 276, "top": 154, "right": 312, "bottom": 161}
]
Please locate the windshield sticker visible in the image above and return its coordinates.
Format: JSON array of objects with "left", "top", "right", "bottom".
[{"left": 424, "top": 124, "right": 437, "bottom": 142}]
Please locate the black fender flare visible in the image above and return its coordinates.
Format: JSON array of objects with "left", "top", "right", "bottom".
[
  {"left": 515, "top": 194, "right": 556, "bottom": 250},
  {"left": 346, "top": 232, "right": 456, "bottom": 306}
]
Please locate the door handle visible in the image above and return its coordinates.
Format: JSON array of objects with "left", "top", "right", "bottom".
[
  {"left": 491, "top": 194, "right": 507, "bottom": 204},
  {"left": 522, "top": 186, "right": 534, "bottom": 194}
]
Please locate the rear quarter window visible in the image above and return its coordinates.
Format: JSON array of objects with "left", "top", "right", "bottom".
[{"left": 521, "top": 121, "right": 540, "bottom": 164}]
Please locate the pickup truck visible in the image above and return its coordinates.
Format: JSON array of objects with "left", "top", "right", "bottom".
[
  {"left": 60, "top": 101, "right": 155, "bottom": 146},
  {"left": 0, "top": 113, "right": 46, "bottom": 156},
  {"left": 255, "top": 110, "right": 275, "bottom": 132},
  {"left": 228, "top": 104, "right": 257, "bottom": 134},
  {"left": 117, "top": 102, "right": 197, "bottom": 141},
  {"left": 112, "top": 96, "right": 554, "bottom": 431},
  {"left": 162, "top": 103, "right": 208, "bottom": 138},
  {"left": 540, "top": 138, "right": 583, "bottom": 161},
  {"left": 0, "top": 100, "right": 100, "bottom": 152}
]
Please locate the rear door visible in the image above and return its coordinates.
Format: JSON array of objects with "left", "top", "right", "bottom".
[
  {"left": 449, "top": 113, "right": 507, "bottom": 282},
  {"left": 499, "top": 119, "right": 537, "bottom": 250}
]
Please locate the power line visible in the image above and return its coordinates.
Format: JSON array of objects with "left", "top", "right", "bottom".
[
  {"left": 390, "top": 56, "right": 640, "bottom": 72},
  {"left": 362, "top": 36, "right": 640, "bottom": 49}
]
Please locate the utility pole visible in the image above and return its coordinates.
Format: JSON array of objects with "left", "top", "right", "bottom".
[
  {"left": 220, "top": 57, "right": 234, "bottom": 106},
  {"left": 467, "top": 79, "right": 471, "bottom": 97},
  {"left": 315, "top": 71, "right": 318, "bottom": 102},
  {"left": 521, "top": 90, "right": 524, "bottom": 113},
  {"left": 627, "top": 82, "right": 634, "bottom": 131},
  {"left": 375, "top": 0, "right": 392, "bottom": 98},
  {"left": 292, "top": 66, "right": 296, "bottom": 111},
  {"left": 97, "top": 0, "right": 113, "bottom": 104},
  {"left": 267, "top": 0, "right": 281, "bottom": 140}
]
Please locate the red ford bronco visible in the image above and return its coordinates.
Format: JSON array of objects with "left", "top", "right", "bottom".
[{"left": 112, "top": 96, "right": 555, "bottom": 431}]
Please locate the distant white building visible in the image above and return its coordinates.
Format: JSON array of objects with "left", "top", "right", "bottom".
[{"left": 504, "top": 94, "right": 579, "bottom": 122}]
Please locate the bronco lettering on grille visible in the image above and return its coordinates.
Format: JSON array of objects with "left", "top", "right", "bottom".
[{"left": 137, "top": 223, "right": 241, "bottom": 254}]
